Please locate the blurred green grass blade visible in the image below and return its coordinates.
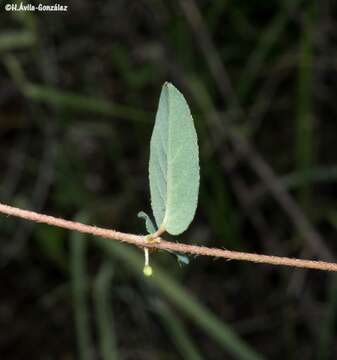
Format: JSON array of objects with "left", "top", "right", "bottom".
[
  {"left": 202, "top": 162, "right": 238, "bottom": 248},
  {"left": 35, "top": 225, "right": 67, "bottom": 270},
  {"left": 12, "top": 11, "right": 37, "bottom": 32},
  {"left": 3, "top": 55, "right": 148, "bottom": 122},
  {"left": 237, "top": 12, "right": 286, "bottom": 100},
  {"left": 253, "top": 166, "right": 337, "bottom": 202},
  {"left": 237, "top": 0, "right": 303, "bottom": 101},
  {"left": 296, "top": 4, "right": 315, "bottom": 208},
  {"left": 328, "top": 212, "right": 337, "bottom": 229},
  {"left": 318, "top": 275, "right": 337, "bottom": 360},
  {"left": 94, "top": 262, "right": 119, "bottom": 360},
  {"left": 3, "top": 54, "right": 28, "bottom": 89},
  {"left": 0, "top": 31, "right": 35, "bottom": 51},
  {"left": 96, "top": 239, "right": 263, "bottom": 360},
  {"left": 319, "top": 215, "right": 337, "bottom": 359},
  {"left": 111, "top": 43, "right": 153, "bottom": 89},
  {"left": 70, "top": 214, "right": 93, "bottom": 360},
  {"left": 206, "top": 0, "right": 228, "bottom": 32},
  {"left": 281, "top": 166, "right": 337, "bottom": 190},
  {"left": 153, "top": 300, "right": 203, "bottom": 360},
  {"left": 24, "top": 84, "right": 147, "bottom": 122}
]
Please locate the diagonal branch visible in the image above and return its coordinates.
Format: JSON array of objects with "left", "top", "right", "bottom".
[{"left": 0, "top": 202, "right": 337, "bottom": 272}]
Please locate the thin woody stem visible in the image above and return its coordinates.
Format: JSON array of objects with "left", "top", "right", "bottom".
[{"left": 0, "top": 202, "right": 337, "bottom": 272}]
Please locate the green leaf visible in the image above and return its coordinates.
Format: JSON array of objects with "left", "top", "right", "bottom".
[
  {"left": 137, "top": 211, "right": 157, "bottom": 234},
  {"left": 149, "top": 82, "right": 199, "bottom": 235}
]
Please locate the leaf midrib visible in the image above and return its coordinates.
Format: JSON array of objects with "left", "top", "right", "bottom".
[{"left": 163, "top": 84, "right": 172, "bottom": 229}]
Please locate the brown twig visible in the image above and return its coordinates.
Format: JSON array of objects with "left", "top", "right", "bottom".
[{"left": 1, "top": 202, "right": 337, "bottom": 272}]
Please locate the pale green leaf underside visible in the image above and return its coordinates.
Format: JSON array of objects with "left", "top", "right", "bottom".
[{"left": 149, "top": 82, "right": 199, "bottom": 235}]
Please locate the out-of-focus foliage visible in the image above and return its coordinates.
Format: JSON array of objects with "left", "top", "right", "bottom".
[{"left": 0, "top": 1, "right": 337, "bottom": 359}]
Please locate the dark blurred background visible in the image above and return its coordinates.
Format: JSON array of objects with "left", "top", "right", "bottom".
[{"left": 1, "top": 0, "right": 337, "bottom": 359}]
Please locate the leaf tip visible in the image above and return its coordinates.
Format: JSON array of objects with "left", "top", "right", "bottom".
[{"left": 163, "top": 81, "right": 176, "bottom": 91}]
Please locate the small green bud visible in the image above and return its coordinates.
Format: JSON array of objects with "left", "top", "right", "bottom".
[{"left": 143, "top": 265, "right": 153, "bottom": 277}]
